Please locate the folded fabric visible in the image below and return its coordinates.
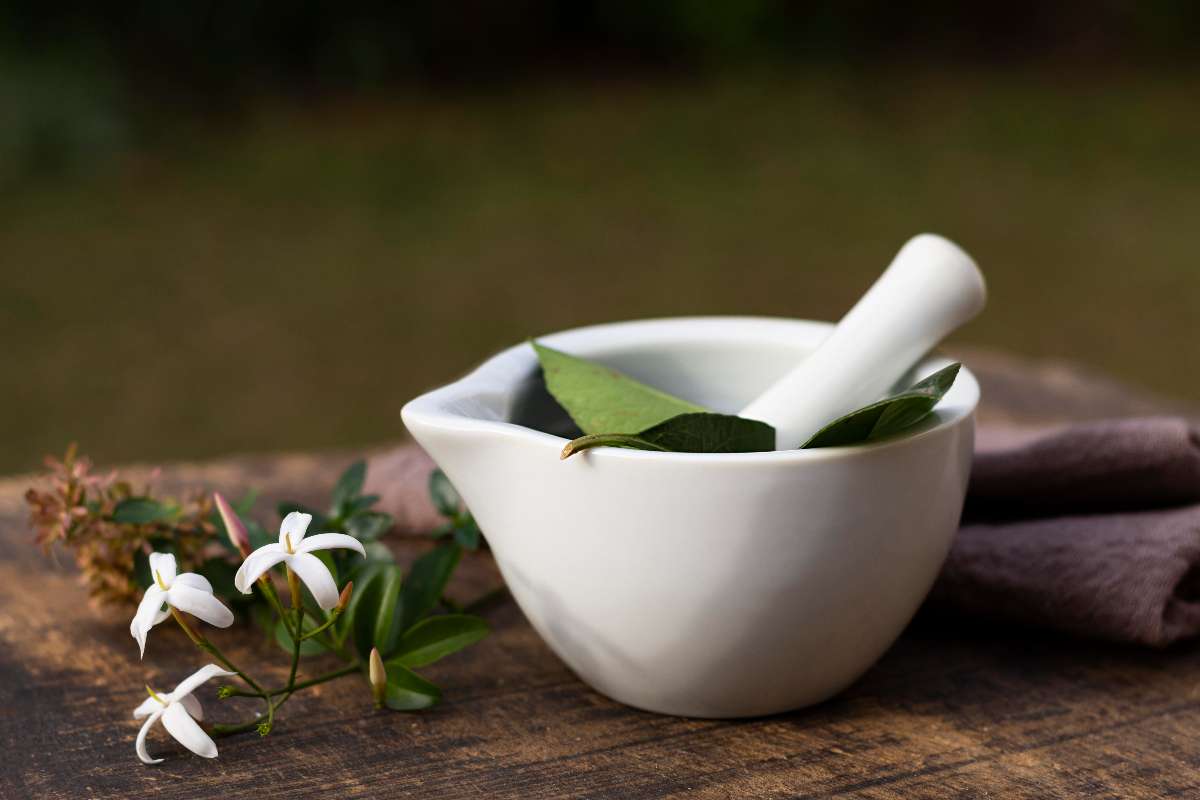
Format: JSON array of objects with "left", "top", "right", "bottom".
[
  {"left": 371, "top": 416, "right": 1200, "bottom": 647},
  {"left": 966, "top": 417, "right": 1200, "bottom": 520},
  {"left": 926, "top": 417, "right": 1200, "bottom": 646},
  {"left": 927, "top": 504, "right": 1200, "bottom": 646}
]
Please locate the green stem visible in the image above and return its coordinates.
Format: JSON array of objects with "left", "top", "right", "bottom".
[
  {"left": 170, "top": 608, "right": 267, "bottom": 696},
  {"left": 285, "top": 568, "right": 304, "bottom": 693},
  {"left": 222, "top": 663, "right": 360, "bottom": 698},
  {"left": 299, "top": 609, "right": 342, "bottom": 641},
  {"left": 256, "top": 576, "right": 297, "bottom": 639},
  {"left": 211, "top": 717, "right": 265, "bottom": 736},
  {"left": 560, "top": 432, "right": 670, "bottom": 459}
]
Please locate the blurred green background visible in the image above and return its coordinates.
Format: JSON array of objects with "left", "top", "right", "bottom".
[{"left": 2, "top": 2, "right": 1198, "bottom": 473}]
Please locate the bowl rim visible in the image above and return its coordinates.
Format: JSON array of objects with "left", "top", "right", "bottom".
[{"left": 401, "top": 315, "right": 979, "bottom": 465}]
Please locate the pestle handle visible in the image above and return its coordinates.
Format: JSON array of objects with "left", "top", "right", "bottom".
[{"left": 740, "top": 233, "right": 986, "bottom": 449}]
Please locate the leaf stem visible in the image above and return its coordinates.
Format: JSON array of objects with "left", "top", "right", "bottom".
[
  {"left": 255, "top": 575, "right": 296, "bottom": 638},
  {"left": 169, "top": 608, "right": 267, "bottom": 696},
  {"left": 222, "top": 663, "right": 360, "bottom": 698},
  {"left": 299, "top": 609, "right": 342, "bottom": 641},
  {"left": 560, "top": 432, "right": 670, "bottom": 459},
  {"left": 210, "top": 717, "right": 264, "bottom": 736},
  {"left": 284, "top": 567, "right": 304, "bottom": 693}
]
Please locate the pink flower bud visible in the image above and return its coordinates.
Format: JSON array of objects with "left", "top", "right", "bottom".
[{"left": 213, "top": 492, "right": 251, "bottom": 557}]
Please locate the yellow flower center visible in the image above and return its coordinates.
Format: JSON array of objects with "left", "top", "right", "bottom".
[
  {"left": 284, "top": 532, "right": 294, "bottom": 554},
  {"left": 154, "top": 570, "right": 168, "bottom": 590},
  {"left": 145, "top": 685, "right": 166, "bottom": 705}
]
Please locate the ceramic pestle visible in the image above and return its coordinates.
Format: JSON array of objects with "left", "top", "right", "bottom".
[{"left": 739, "top": 233, "right": 986, "bottom": 449}]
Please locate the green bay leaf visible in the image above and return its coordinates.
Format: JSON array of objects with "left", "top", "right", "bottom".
[
  {"left": 561, "top": 412, "right": 775, "bottom": 458},
  {"left": 533, "top": 341, "right": 704, "bottom": 435},
  {"left": 802, "top": 363, "right": 960, "bottom": 449}
]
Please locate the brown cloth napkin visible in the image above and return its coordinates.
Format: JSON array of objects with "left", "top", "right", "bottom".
[
  {"left": 369, "top": 417, "right": 1200, "bottom": 648},
  {"left": 926, "top": 417, "right": 1200, "bottom": 647}
]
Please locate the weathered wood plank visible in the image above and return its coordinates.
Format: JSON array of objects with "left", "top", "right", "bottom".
[{"left": 1, "top": 349, "right": 1197, "bottom": 799}]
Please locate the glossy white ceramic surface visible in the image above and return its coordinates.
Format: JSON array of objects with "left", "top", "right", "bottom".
[
  {"left": 741, "top": 234, "right": 986, "bottom": 448},
  {"left": 401, "top": 317, "right": 978, "bottom": 718}
]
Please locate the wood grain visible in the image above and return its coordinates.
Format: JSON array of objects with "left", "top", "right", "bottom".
[{"left": 1, "top": 349, "right": 1197, "bottom": 799}]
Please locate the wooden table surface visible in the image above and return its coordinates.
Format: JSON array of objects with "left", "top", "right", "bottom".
[{"left": 2, "top": 349, "right": 1198, "bottom": 799}]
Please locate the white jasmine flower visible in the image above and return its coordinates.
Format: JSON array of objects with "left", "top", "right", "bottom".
[
  {"left": 130, "top": 552, "right": 235, "bottom": 658},
  {"left": 234, "top": 511, "right": 365, "bottom": 609},
  {"left": 133, "top": 663, "right": 235, "bottom": 764}
]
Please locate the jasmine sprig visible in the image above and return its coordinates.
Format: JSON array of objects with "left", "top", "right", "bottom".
[{"left": 120, "top": 459, "right": 494, "bottom": 764}]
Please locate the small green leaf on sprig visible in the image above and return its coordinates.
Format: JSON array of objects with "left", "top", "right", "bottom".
[
  {"left": 112, "top": 498, "right": 178, "bottom": 525},
  {"left": 428, "top": 469, "right": 482, "bottom": 550}
]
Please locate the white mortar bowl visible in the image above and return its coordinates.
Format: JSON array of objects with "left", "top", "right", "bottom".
[{"left": 402, "top": 317, "right": 977, "bottom": 718}]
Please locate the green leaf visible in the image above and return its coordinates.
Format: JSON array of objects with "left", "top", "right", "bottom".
[
  {"left": 351, "top": 564, "right": 403, "bottom": 659},
  {"left": 373, "top": 567, "right": 404, "bottom": 656},
  {"left": 428, "top": 469, "right": 462, "bottom": 518},
  {"left": 331, "top": 460, "right": 367, "bottom": 514},
  {"left": 803, "top": 363, "right": 961, "bottom": 449},
  {"left": 336, "top": 562, "right": 386, "bottom": 643},
  {"left": 112, "top": 497, "right": 176, "bottom": 524},
  {"left": 347, "top": 494, "right": 381, "bottom": 514},
  {"left": 245, "top": 519, "right": 273, "bottom": 550},
  {"left": 533, "top": 341, "right": 705, "bottom": 435},
  {"left": 382, "top": 663, "right": 441, "bottom": 710},
  {"left": 275, "top": 617, "right": 329, "bottom": 656},
  {"left": 346, "top": 511, "right": 392, "bottom": 542},
  {"left": 561, "top": 412, "right": 775, "bottom": 458},
  {"left": 196, "top": 558, "right": 239, "bottom": 602},
  {"left": 132, "top": 549, "right": 153, "bottom": 590},
  {"left": 233, "top": 489, "right": 259, "bottom": 516},
  {"left": 453, "top": 517, "right": 481, "bottom": 551},
  {"left": 389, "top": 615, "right": 489, "bottom": 669},
  {"left": 398, "top": 543, "right": 461, "bottom": 632}
]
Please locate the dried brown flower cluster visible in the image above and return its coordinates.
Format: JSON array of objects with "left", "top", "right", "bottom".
[{"left": 25, "top": 444, "right": 220, "bottom": 606}]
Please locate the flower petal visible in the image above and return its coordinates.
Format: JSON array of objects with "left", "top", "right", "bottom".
[
  {"left": 132, "top": 696, "right": 161, "bottom": 719},
  {"left": 294, "top": 533, "right": 367, "bottom": 558},
  {"left": 287, "top": 551, "right": 339, "bottom": 609},
  {"left": 167, "top": 585, "right": 234, "bottom": 628},
  {"left": 173, "top": 572, "right": 212, "bottom": 593},
  {"left": 129, "top": 585, "right": 167, "bottom": 659},
  {"left": 162, "top": 702, "right": 218, "bottom": 759},
  {"left": 233, "top": 543, "right": 287, "bottom": 593},
  {"left": 148, "top": 552, "right": 177, "bottom": 586},
  {"left": 135, "top": 709, "right": 165, "bottom": 764},
  {"left": 168, "top": 663, "right": 236, "bottom": 701},
  {"left": 179, "top": 692, "right": 203, "bottom": 722},
  {"left": 279, "top": 511, "right": 312, "bottom": 547}
]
